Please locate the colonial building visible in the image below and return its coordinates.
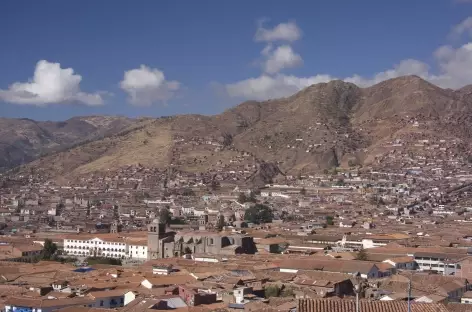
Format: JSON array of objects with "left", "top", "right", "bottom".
[
  {"left": 63, "top": 236, "right": 147, "bottom": 260},
  {"left": 147, "top": 219, "right": 257, "bottom": 259},
  {"left": 64, "top": 237, "right": 128, "bottom": 259}
]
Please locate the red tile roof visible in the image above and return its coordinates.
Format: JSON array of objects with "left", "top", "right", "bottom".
[{"left": 298, "top": 299, "right": 449, "bottom": 312}]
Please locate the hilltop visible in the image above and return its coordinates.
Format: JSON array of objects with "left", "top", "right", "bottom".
[{"left": 0, "top": 116, "right": 138, "bottom": 171}]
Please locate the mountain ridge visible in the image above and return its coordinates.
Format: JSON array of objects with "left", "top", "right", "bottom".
[{"left": 3, "top": 75, "right": 472, "bottom": 178}]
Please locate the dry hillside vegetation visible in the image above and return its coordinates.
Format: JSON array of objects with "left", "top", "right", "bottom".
[{"left": 9, "top": 75, "right": 472, "bottom": 178}]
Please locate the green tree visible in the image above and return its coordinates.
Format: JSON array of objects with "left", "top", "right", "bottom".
[
  {"left": 280, "top": 286, "right": 295, "bottom": 297},
  {"left": 244, "top": 204, "right": 273, "bottom": 224},
  {"left": 184, "top": 247, "right": 192, "bottom": 254},
  {"left": 182, "top": 188, "right": 195, "bottom": 196},
  {"left": 42, "top": 239, "right": 58, "bottom": 260},
  {"left": 238, "top": 192, "right": 256, "bottom": 203},
  {"left": 159, "top": 208, "right": 172, "bottom": 225},
  {"left": 356, "top": 248, "right": 368, "bottom": 261},
  {"left": 216, "top": 216, "right": 225, "bottom": 231},
  {"left": 169, "top": 217, "right": 187, "bottom": 225},
  {"left": 86, "top": 257, "right": 122, "bottom": 265},
  {"left": 210, "top": 180, "right": 220, "bottom": 191},
  {"left": 238, "top": 193, "right": 248, "bottom": 203},
  {"left": 325, "top": 215, "right": 334, "bottom": 226},
  {"left": 248, "top": 191, "right": 257, "bottom": 202},
  {"left": 264, "top": 285, "right": 280, "bottom": 298}
]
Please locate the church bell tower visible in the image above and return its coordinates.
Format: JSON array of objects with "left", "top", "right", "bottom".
[{"left": 147, "top": 219, "right": 166, "bottom": 259}]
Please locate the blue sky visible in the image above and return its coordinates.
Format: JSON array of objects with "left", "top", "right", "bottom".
[{"left": 1, "top": 0, "right": 472, "bottom": 121}]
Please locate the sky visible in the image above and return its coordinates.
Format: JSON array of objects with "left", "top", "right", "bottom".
[{"left": 1, "top": 0, "right": 472, "bottom": 121}]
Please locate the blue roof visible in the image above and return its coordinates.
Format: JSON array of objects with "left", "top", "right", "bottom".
[{"left": 73, "top": 267, "right": 95, "bottom": 273}]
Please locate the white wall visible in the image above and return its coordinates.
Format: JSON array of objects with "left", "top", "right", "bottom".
[
  {"left": 128, "top": 244, "right": 148, "bottom": 260},
  {"left": 64, "top": 237, "right": 127, "bottom": 259}
]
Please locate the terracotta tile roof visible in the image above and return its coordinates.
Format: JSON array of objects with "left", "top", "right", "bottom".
[
  {"left": 5, "top": 296, "right": 96, "bottom": 308},
  {"left": 278, "top": 259, "right": 379, "bottom": 274},
  {"left": 298, "top": 299, "right": 449, "bottom": 312},
  {"left": 446, "top": 303, "right": 472, "bottom": 312},
  {"left": 386, "top": 256, "right": 415, "bottom": 263},
  {"left": 144, "top": 274, "right": 195, "bottom": 286},
  {"left": 296, "top": 271, "right": 352, "bottom": 284},
  {"left": 89, "top": 289, "right": 130, "bottom": 298}
]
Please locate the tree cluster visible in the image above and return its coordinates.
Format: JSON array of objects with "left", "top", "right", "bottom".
[
  {"left": 238, "top": 192, "right": 257, "bottom": 203},
  {"left": 158, "top": 208, "right": 187, "bottom": 225},
  {"left": 264, "top": 285, "right": 295, "bottom": 298},
  {"left": 86, "top": 257, "right": 122, "bottom": 266},
  {"left": 355, "top": 248, "right": 368, "bottom": 261},
  {"left": 244, "top": 204, "right": 273, "bottom": 224}
]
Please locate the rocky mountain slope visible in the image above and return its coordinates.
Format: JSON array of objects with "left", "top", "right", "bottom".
[
  {"left": 7, "top": 75, "right": 472, "bottom": 178},
  {"left": 0, "top": 116, "right": 137, "bottom": 171}
]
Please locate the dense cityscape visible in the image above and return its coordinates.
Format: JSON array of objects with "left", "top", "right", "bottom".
[{"left": 4, "top": 1, "right": 472, "bottom": 312}]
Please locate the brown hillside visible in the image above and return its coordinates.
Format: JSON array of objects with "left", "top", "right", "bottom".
[{"left": 10, "top": 75, "right": 472, "bottom": 178}]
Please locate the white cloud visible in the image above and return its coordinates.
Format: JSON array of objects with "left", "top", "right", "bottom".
[
  {"left": 226, "top": 17, "right": 472, "bottom": 101},
  {"left": 254, "top": 21, "right": 302, "bottom": 43},
  {"left": 344, "top": 59, "right": 431, "bottom": 87},
  {"left": 226, "top": 74, "right": 334, "bottom": 101},
  {"left": 0, "top": 60, "right": 103, "bottom": 106},
  {"left": 226, "top": 43, "right": 472, "bottom": 100},
  {"left": 451, "top": 17, "right": 472, "bottom": 38},
  {"left": 120, "top": 65, "right": 180, "bottom": 106},
  {"left": 263, "top": 45, "right": 303, "bottom": 74},
  {"left": 429, "top": 43, "right": 472, "bottom": 88}
]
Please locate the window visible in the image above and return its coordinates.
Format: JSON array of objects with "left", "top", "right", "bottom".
[{"left": 100, "top": 301, "right": 104, "bottom": 307}]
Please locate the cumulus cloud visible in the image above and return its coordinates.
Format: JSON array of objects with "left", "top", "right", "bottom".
[
  {"left": 225, "top": 17, "right": 472, "bottom": 101},
  {"left": 120, "top": 65, "right": 180, "bottom": 106},
  {"left": 344, "top": 59, "right": 431, "bottom": 87},
  {"left": 451, "top": 16, "right": 472, "bottom": 39},
  {"left": 263, "top": 45, "right": 303, "bottom": 74},
  {"left": 226, "top": 74, "right": 334, "bottom": 101},
  {"left": 348, "top": 43, "right": 472, "bottom": 89},
  {"left": 254, "top": 21, "right": 302, "bottom": 43},
  {"left": 0, "top": 60, "right": 103, "bottom": 106}
]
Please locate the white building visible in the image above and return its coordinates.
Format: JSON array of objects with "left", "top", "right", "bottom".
[
  {"left": 413, "top": 252, "right": 462, "bottom": 274},
  {"left": 127, "top": 242, "right": 148, "bottom": 260},
  {"left": 64, "top": 236, "right": 147, "bottom": 260},
  {"left": 461, "top": 291, "right": 472, "bottom": 304}
]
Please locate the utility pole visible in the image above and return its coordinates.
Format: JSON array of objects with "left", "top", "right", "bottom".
[
  {"left": 354, "top": 278, "right": 361, "bottom": 312},
  {"left": 407, "top": 277, "right": 412, "bottom": 312},
  {"left": 355, "top": 285, "right": 360, "bottom": 312}
]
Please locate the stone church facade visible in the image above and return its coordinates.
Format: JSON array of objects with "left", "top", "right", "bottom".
[{"left": 147, "top": 219, "right": 256, "bottom": 259}]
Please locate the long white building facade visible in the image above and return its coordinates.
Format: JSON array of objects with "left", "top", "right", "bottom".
[{"left": 63, "top": 236, "right": 148, "bottom": 260}]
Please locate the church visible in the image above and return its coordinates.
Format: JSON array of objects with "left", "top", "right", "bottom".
[{"left": 147, "top": 219, "right": 257, "bottom": 259}]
